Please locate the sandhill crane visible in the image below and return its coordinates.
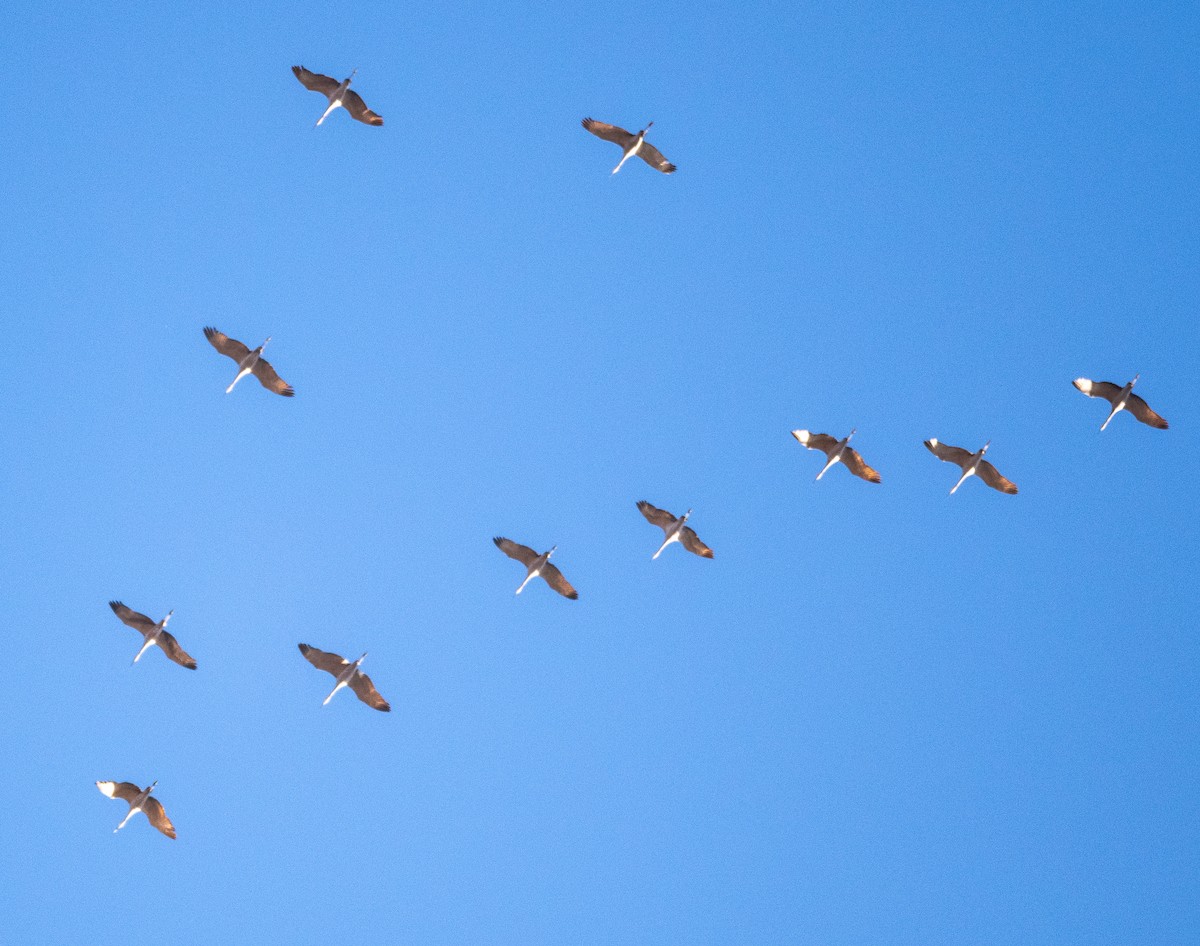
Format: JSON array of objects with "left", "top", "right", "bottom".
[
  {"left": 95, "top": 780, "right": 176, "bottom": 838},
  {"left": 924, "top": 439, "right": 1018, "bottom": 495},
  {"left": 298, "top": 644, "right": 391, "bottom": 711},
  {"left": 108, "top": 601, "right": 197, "bottom": 669},
  {"left": 637, "top": 501, "right": 714, "bottom": 559},
  {"left": 791, "top": 428, "right": 881, "bottom": 483},
  {"left": 493, "top": 538, "right": 578, "bottom": 599},
  {"left": 203, "top": 327, "right": 294, "bottom": 396},
  {"left": 292, "top": 66, "right": 383, "bottom": 127},
  {"left": 582, "top": 118, "right": 676, "bottom": 174},
  {"left": 1073, "top": 375, "right": 1169, "bottom": 431}
]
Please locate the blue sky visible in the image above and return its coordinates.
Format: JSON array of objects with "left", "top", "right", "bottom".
[{"left": 2, "top": 1, "right": 1198, "bottom": 943}]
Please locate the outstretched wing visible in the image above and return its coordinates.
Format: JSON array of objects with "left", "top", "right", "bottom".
[
  {"left": 158, "top": 631, "right": 197, "bottom": 670},
  {"left": 298, "top": 643, "right": 349, "bottom": 678},
  {"left": 1073, "top": 378, "right": 1122, "bottom": 403},
  {"left": 292, "top": 65, "right": 340, "bottom": 96},
  {"left": 203, "top": 326, "right": 251, "bottom": 363},
  {"left": 109, "top": 601, "right": 157, "bottom": 634},
  {"left": 636, "top": 140, "right": 676, "bottom": 173},
  {"left": 791, "top": 430, "right": 839, "bottom": 454},
  {"left": 636, "top": 500, "right": 677, "bottom": 531},
  {"left": 493, "top": 536, "right": 539, "bottom": 566},
  {"left": 924, "top": 439, "right": 973, "bottom": 466},
  {"left": 540, "top": 562, "right": 578, "bottom": 600},
  {"left": 842, "top": 448, "right": 882, "bottom": 483},
  {"left": 582, "top": 118, "right": 636, "bottom": 149},
  {"left": 252, "top": 358, "right": 295, "bottom": 397},
  {"left": 344, "top": 89, "right": 383, "bottom": 126},
  {"left": 1125, "top": 392, "right": 1168, "bottom": 429},
  {"left": 143, "top": 796, "right": 177, "bottom": 839},
  {"left": 977, "top": 460, "right": 1018, "bottom": 495},
  {"left": 348, "top": 672, "right": 391, "bottom": 712},
  {"left": 96, "top": 780, "right": 142, "bottom": 804},
  {"left": 680, "top": 527, "right": 714, "bottom": 559}
]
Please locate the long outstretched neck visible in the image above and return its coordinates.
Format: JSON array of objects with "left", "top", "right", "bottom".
[{"left": 132, "top": 635, "right": 156, "bottom": 664}]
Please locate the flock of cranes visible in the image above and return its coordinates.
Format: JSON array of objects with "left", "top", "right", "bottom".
[{"left": 92, "top": 65, "right": 1170, "bottom": 840}]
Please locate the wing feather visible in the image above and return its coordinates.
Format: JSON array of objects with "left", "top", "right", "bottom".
[
  {"left": 582, "top": 118, "right": 636, "bottom": 148},
  {"left": 791, "top": 430, "right": 839, "bottom": 454},
  {"left": 142, "top": 796, "right": 177, "bottom": 839},
  {"left": 292, "top": 65, "right": 341, "bottom": 96},
  {"left": 96, "top": 780, "right": 142, "bottom": 803},
  {"left": 343, "top": 89, "right": 383, "bottom": 126},
  {"left": 1073, "top": 378, "right": 1123, "bottom": 403},
  {"left": 680, "top": 527, "right": 714, "bottom": 559},
  {"left": 1125, "top": 392, "right": 1169, "bottom": 429},
  {"left": 924, "top": 439, "right": 973, "bottom": 466},
  {"left": 158, "top": 630, "right": 197, "bottom": 670},
  {"left": 842, "top": 448, "right": 882, "bottom": 483},
  {"left": 540, "top": 562, "right": 579, "bottom": 600},
  {"left": 977, "top": 460, "right": 1019, "bottom": 494},
  {"left": 636, "top": 500, "right": 677, "bottom": 531},
  {"left": 493, "top": 537, "right": 539, "bottom": 566},
  {"left": 636, "top": 140, "right": 676, "bottom": 173},
  {"left": 109, "top": 601, "right": 157, "bottom": 633},
  {"left": 348, "top": 671, "right": 391, "bottom": 712},
  {"left": 203, "top": 326, "right": 251, "bottom": 363},
  {"left": 298, "top": 643, "right": 350, "bottom": 677},
  {"left": 251, "top": 357, "right": 295, "bottom": 397}
]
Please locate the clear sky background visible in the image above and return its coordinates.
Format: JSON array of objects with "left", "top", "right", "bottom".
[{"left": 2, "top": 1, "right": 1197, "bottom": 943}]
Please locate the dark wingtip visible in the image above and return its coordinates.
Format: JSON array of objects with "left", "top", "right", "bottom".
[
  {"left": 662, "top": 164, "right": 677, "bottom": 173},
  {"left": 298, "top": 643, "right": 310, "bottom": 655},
  {"left": 185, "top": 662, "right": 197, "bottom": 670},
  {"left": 567, "top": 592, "right": 579, "bottom": 600},
  {"left": 492, "top": 536, "right": 505, "bottom": 547},
  {"left": 280, "top": 388, "right": 296, "bottom": 397}
]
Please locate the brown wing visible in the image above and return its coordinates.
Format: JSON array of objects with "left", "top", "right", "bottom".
[
  {"left": 348, "top": 671, "right": 391, "bottom": 712},
  {"left": 540, "top": 562, "right": 578, "bottom": 600},
  {"left": 251, "top": 358, "right": 295, "bottom": 397},
  {"left": 1125, "top": 392, "right": 1169, "bottom": 429},
  {"left": 636, "top": 140, "right": 676, "bottom": 173},
  {"left": 977, "top": 460, "right": 1018, "bottom": 494},
  {"left": 298, "top": 643, "right": 349, "bottom": 678},
  {"left": 842, "top": 448, "right": 882, "bottom": 483},
  {"left": 292, "top": 65, "right": 341, "bottom": 96},
  {"left": 109, "top": 601, "right": 157, "bottom": 634},
  {"left": 924, "top": 439, "right": 973, "bottom": 466},
  {"left": 636, "top": 500, "right": 678, "bottom": 531},
  {"left": 493, "top": 536, "right": 539, "bottom": 566},
  {"left": 203, "top": 326, "right": 251, "bottom": 363},
  {"left": 142, "top": 796, "right": 177, "bottom": 839},
  {"left": 1073, "top": 378, "right": 1122, "bottom": 403},
  {"left": 96, "top": 780, "right": 142, "bottom": 803},
  {"left": 344, "top": 89, "right": 383, "bottom": 126},
  {"left": 680, "top": 526, "right": 714, "bottom": 559},
  {"left": 158, "top": 631, "right": 197, "bottom": 670},
  {"left": 582, "top": 118, "right": 636, "bottom": 149},
  {"left": 791, "top": 430, "right": 839, "bottom": 454}
]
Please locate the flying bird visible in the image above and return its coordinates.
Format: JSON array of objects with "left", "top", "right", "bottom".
[
  {"left": 637, "top": 501, "right": 713, "bottom": 559},
  {"left": 292, "top": 66, "right": 383, "bottom": 127},
  {"left": 298, "top": 644, "right": 391, "bottom": 711},
  {"left": 203, "top": 327, "right": 294, "bottom": 396},
  {"left": 492, "top": 537, "right": 578, "bottom": 599},
  {"left": 108, "top": 601, "right": 197, "bottom": 669},
  {"left": 582, "top": 118, "right": 676, "bottom": 174},
  {"left": 95, "top": 780, "right": 176, "bottom": 838},
  {"left": 923, "top": 439, "right": 1018, "bottom": 495},
  {"left": 791, "top": 428, "right": 881, "bottom": 483},
  {"left": 1073, "top": 374, "right": 1168, "bottom": 431}
]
